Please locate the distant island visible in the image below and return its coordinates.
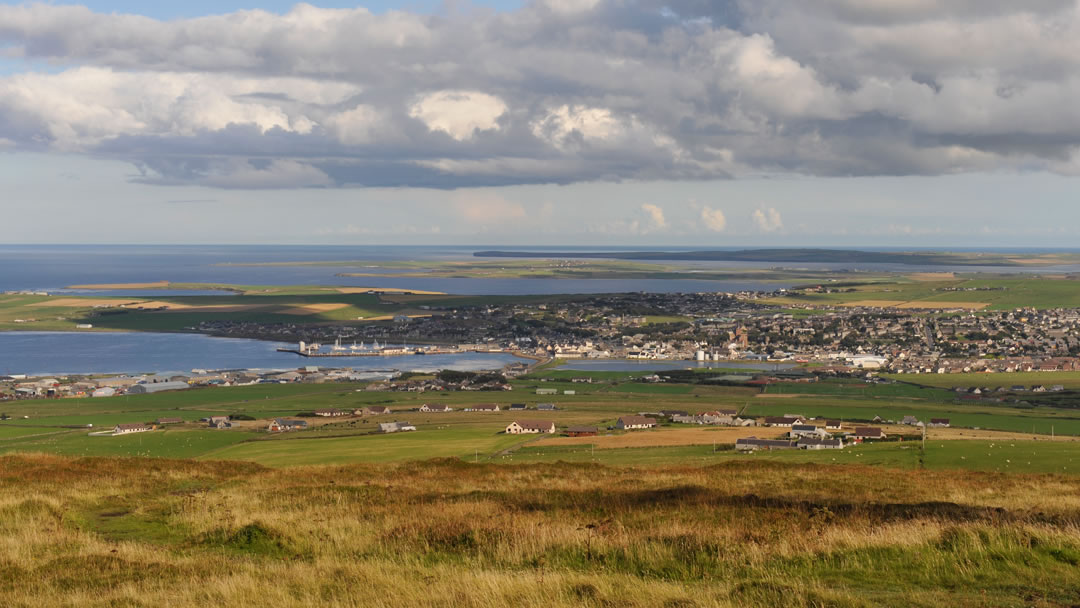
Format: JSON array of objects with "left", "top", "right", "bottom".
[{"left": 474, "top": 248, "right": 1077, "bottom": 267}]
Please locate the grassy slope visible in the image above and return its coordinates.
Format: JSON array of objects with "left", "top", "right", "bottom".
[
  {"left": 774, "top": 276, "right": 1080, "bottom": 310},
  {"left": 3, "top": 454, "right": 1080, "bottom": 607}
]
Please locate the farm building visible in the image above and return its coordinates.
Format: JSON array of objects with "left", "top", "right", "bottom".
[
  {"left": 929, "top": 418, "right": 951, "bottom": 428},
  {"left": 536, "top": 388, "right": 558, "bottom": 395},
  {"left": 797, "top": 438, "right": 843, "bottom": 450},
  {"left": 853, "top": 427, "right": 885, "bottom": 440},
  {"left": 763, "top": 416, "right": 801, "bottom": 427},
  {"left": 113, "top": 423, "right": 150, "bottom": 435},
  {"left": 91, "top": 387, "right": 116, "bottom": 398},
  {"left": 566, "top": 426, "right": 598, "bottom": 437},
  {"left": 790, "top": 424, "right": 830, "bottom": 439},
  {"left": 735, "top": 437, "right": 797, "bottom": 452},
  {"left": 505, "top": 420, "right": 556, "bottom": 434},
  {"left": 616, "top": 416, "right": 657, "bottom": 430},
  {"left": 313, "top": 408, "right": 346, "bottom": 417},
  {"left": 364, "top": 406, "right": 392, "bottom": 415},
  {"left": 420, "top": 404, "right": 452, "bottom": 413},
  {"left": 536, "top": 403, "right": 557, "bottom": 411},
  {"left": 379, "top": 422, "right": 417, "bottom": 433},
  {"left": 509, "top": 403, "right": 527, "bottom": 411},
  {"left": 268, "top": 418, "right": 308, "bottom": 432},
  {"left": 464, "top": 403, "right": 500, "bottom": 412},
  {"left": 126, "top": 381, "right": 190, "bottom": 395},
  {"left": 208, "top": 416, "right": 232, "bottom": 429}
]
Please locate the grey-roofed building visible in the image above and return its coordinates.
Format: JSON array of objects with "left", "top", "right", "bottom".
[{"left": 126, "top": 381, "right": 190, "bottom": 395}]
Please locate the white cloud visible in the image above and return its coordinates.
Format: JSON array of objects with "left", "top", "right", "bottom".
[
  {"left": 700, "top": 206, "right": 727, "bottom": 232},
  {"left": 752, "top": 207, "right": 784, "bottom": 232},
  {"left": 451, "top": 191, "right": 526, "bottom": 225},
  {"left": 188, "top": 159, "right": 332, "bottom": 189},
  {"left": 409, "top": 90, "right": 507, "bottom": 141},
  {"left": 641, "top": 203, "right": 667, "bottom": 229}
]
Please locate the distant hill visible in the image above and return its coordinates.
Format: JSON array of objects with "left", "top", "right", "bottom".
[{"left": 473, "top": 249, "right": 1023, "bottom": 266}]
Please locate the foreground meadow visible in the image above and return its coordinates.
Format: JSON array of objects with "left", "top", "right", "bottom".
[{"left": 3, "top": 454, "right": 1080, "bottom": 607}]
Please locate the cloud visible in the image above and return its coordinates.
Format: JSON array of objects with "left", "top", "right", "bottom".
[
  {"left": 641, "top": 203, "right": 667, "bottom": 229},
  {"left": 452, "top": 191, "right": 527, "bottom": 225},
  {"left": 752, "top": 207, "right": 784, "bottom": 232},
  {"left": 700, "top": 206, "right": 727, "bottom": 232},
  {"left": 2, "top": 2, "right": 1080, "bottom": 188}
]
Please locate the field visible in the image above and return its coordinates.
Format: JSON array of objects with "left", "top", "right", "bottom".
[
  {"left": 4, "top": 454, "right": 1080, "bottom": 606},
  {"left": 770, "top": 275, "right": 1080, "bottom": 310},
  {"left": 6, "top": 378, "right": 1080, "bottom": 473}
]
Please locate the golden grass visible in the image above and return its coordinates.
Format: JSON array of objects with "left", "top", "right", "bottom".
[
  {"left": 3, "top": 454, "right": 1080, "bottom": 607},
  {"left": 533, "top": 427, "right": 783, "bottom": 449},
  {"left": 279, "top": 303, "right": 351, "bottom": 315},
  {"left": 840, "top": 299, "right": 908, "bottom": 308},
  {"left": 929, "top": 428, "right": 1080, "bottom": 442},
  {"left": 895, "top": 301, "right": 991, "bottom": 310}
]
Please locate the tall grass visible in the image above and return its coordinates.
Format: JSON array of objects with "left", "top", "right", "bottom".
[{"left": 2, "top": 453, "right": 1080, "bottom": 606}]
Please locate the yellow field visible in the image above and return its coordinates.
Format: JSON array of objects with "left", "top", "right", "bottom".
[
  {"left": 907, "top": 272, "right": 956, "bottom": 281},
  {"left": 841, "top": 300, "right": 908, "bottom": 308},
  {"left": 532, "top": 427, "right": 784, "bottom": 449},
  {"left": 928, "top": 428, "right": 1080, "bottom": 443},
  {"left": 279, "top": 303, "right": 351, "bottom": 315}
]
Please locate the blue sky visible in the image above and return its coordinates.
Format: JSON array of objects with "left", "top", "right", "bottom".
[{"left": 1, "top": 1, "right": 1079, "bottom": 246}]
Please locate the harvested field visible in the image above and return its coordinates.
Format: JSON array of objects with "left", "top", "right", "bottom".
[
  {"left": 907, "top": 272, "right": 956, "bottom": 281},
  {"left": 66, "top": 281, "right": 170, "bottom": 289},
  {"left": 532, "top": 426, "right": 784, "bottom": 449},
  {"left": 841, "top": 300, "right": 907, "bottom": 308},
  {"left": 929, "top": 428, "right": 1080, "bottom": 442},
  {"left": 279, "top": 303, "right": 351, "bottom": 315},
  {"left": 122, "top": 300, "right": 187, "bottom": 309},
  {"left": 756, "top": 393, "right": 800, "bottom": 398}
]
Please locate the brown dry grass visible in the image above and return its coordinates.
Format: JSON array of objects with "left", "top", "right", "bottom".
[
  {"left": 3, "top": 454, "right": 1080, "bottom": 607},
  {"left": 841, "top": 299, "right": 908, "bottom": 308},
  {"left": 533, "top": 427, "right": 785, "bottom": 449},
  {"left": 929, "top": 428, "right": 1080, "bottom": 443},
  {"left": 156, "top": 304, "right": 266, "bottom": 313}
]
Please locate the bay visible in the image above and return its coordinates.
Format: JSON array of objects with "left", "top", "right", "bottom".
[{"left": 0, "top": 332, "right": 525, "bottom": 376}]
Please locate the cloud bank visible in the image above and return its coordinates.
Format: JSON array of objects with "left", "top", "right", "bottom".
[{"left": 2, "top": 0, "right": 1080, "bottom": 188}]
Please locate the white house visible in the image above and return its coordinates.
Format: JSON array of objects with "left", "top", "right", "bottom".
[
  {"left": 616, "top": 416, "right": 657, "bottom": 430},
  {"left": 505, "top": 420, "right": 556, "bottom": 434}
]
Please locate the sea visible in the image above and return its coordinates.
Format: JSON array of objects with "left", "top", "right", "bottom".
[{"left": 3, "top": 244, "right": 1078, "bottom": 375}]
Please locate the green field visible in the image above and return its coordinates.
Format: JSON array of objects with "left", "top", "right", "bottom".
[
  {"left": 887, "top": 370, "right": 1080, "bottom": 390},
  {"left": 4, "top": 378, "right": 1080, "bottom": 473},
  {"left": 772, "top": 275, "right": 1080, "bottom": 310}
]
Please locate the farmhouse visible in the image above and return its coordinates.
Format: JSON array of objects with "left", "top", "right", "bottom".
[
  {"left": 536, "top": 403, "right": 557, "bottom": 411},
  {"left": 509, "top": 403, "right": 527, "bottom": 411},
  {"left": 536, "top": 388, "right": 558, "bottom": 395},
  {"left": 929, "top": 418, "right": 951, "bottom": 428},
  {"left": 364, "top": 406, "right": 392, "bottom": 415},
  {"left": 420, "top": 404, "right": 452, "bottom": 413},
  {"left": 113, "top": 423, "right": 150, "bottom": 435},
  {"left": 735, "top": 437, "right": 797, "bottom": 451},
  {"left": 790, "top": 424, "right": 830, "bottom": 439},
  {"left": 617, "top": 416, "right": 657, "bottom": 430},
  {"left": 505, "top": 420, "right": 557, "bottom": 434},
  {"left": 825, "top": 420, "right": 843, "bottom": 431},
  {"left": 901, "top": 416, "right": 922, "bottom": 426},
  {"left": 379, "top": 421, "right": 417, "bottom": 433},
  {"left": 208, "top": 416, "right": 232, "bottom": 429},
  {"left": 764, "top": 416, "right": 801, "bottom": 427},
  {"left": 313, "top": 408, "right": 346, "bottom": 417},
  {"left": 853, "top": 427, "right": 885, "bottom": 440},
  {"left": 797, "top": 437, "right": 843, "bottom": 450},
  {"left": 268, "top": 418, "right": 308, "bottom": 432},
  {"left": 464, "top": 403, "right": 500, "bottom": 412},
  {"left": 566, "top": 426, "right": 598, "bottom": 437}
]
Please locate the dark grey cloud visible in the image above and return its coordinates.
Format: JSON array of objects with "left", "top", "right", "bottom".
[{"left": 2, "top": 0, "right": 1080, "bottom": 188}]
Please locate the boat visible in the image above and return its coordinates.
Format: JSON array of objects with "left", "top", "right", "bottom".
[{"left": 332, "top": 338, "right": 347, "bottom": 352}]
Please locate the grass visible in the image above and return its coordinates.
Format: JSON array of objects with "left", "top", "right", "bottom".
[
  {"left": 772, "top": 275, "right": 1080, "bottom": 310},
  {"left": 886, "top": 370, "right": 1080, "bottom": 390},
  {"left": 3, "top": 453, "right": 1080, "bottom": 606}
]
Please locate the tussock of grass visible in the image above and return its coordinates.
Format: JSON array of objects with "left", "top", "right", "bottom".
[{"left": 3, "top": 453, "right": 1080, "bottom": 606}]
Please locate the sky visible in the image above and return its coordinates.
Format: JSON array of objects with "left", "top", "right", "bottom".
[{"left": 1, "top": 1, "right": 1080, "bottom": 247}]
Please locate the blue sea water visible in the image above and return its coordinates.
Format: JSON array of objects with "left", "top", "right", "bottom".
[{"left": 0, "top": 332, "right": 525, "bottom": 376}]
